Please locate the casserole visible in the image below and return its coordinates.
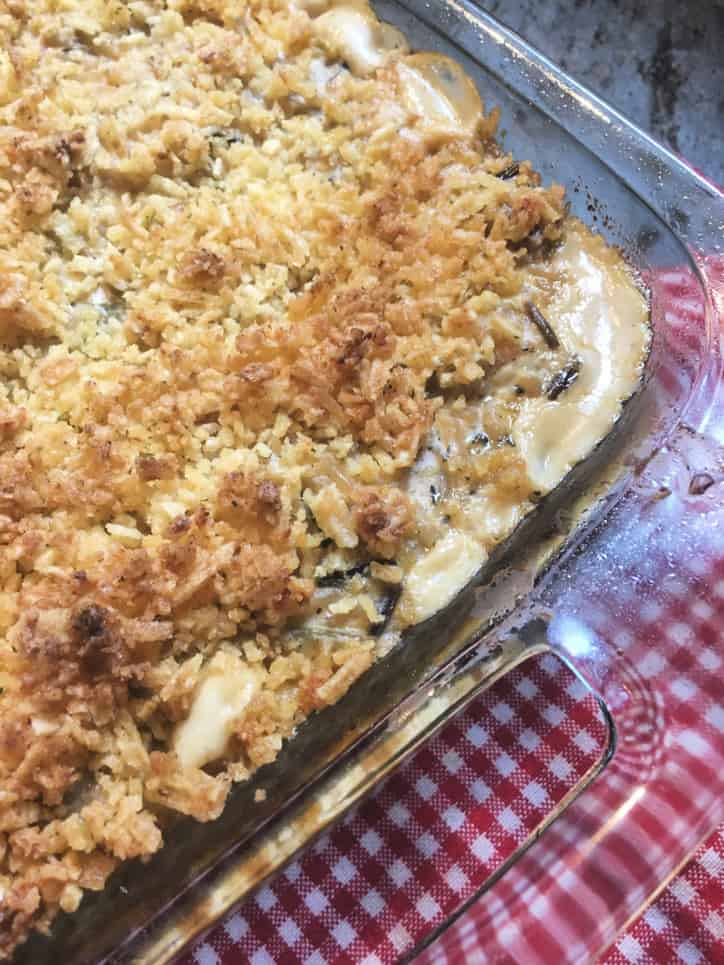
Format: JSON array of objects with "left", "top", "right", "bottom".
[{"left": 7, "top": 0, "right": 724, "bottom": 954}]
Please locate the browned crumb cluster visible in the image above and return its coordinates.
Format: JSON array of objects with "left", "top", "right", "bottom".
[{"left": 0, "top": 0, "right": 568, "bottom": 954}]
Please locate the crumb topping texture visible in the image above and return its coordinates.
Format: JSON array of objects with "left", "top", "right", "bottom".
[{"left": 0, "top": 0, "right": 598, "bottom": 953}]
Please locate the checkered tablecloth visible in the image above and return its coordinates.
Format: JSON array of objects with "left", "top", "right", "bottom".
[
  {"left": 418, "top": 553, "right": 724, "bottom": 965},
  {"left": 178, "top": 256, "right": 724, "bottom": 965},
  {"left": 181, "top": 585, "right": 724, "bottom": 965},
  {"left": 604, "top": 825, "right": 724, "bottom": 965},
  {"left": 181, "top": 651, "right": 611, "bottom": 965},
  {"left": 181, "top": 625, "right": 724, "bottom": 965}
]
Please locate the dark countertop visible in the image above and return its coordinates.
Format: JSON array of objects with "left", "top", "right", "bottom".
[{"left": 477, "top": 0, "right": 724, "bottom": 186}]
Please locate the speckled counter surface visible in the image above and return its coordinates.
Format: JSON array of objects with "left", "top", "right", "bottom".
[{"left": 477, "top": 0, "right": 724, "bottom": 186}]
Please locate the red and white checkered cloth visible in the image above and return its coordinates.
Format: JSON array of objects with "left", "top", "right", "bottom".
[
  {"left": 605, "top": 825, "right": 724, "bottom": 965},
  {"left": 177, "top": 259, "right": 724, "bottom": 965},
  {"left": 180, "top": 570, "right": 724, "bottom": 965},
  {"left": 181, "top": 653, "right": 610, "bottom": 965}
]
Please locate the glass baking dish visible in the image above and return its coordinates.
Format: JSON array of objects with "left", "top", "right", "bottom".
[{"left": 16, "top": 1, "right": 723, "bottom": 962}]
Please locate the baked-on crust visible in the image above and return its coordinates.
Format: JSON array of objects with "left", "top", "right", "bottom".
[{"left": 0, "top": 0, "right": 573, "bottom": 954}]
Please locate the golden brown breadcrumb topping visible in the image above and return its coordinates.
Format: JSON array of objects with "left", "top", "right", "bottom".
[{"left": 0, "top": 0, "right": 583, "bottom": 954}]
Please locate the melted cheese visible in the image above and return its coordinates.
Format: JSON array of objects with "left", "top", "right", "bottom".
[
  {"left": 310, "top": 5, "right": 479, "bottom": 143},
  {"left": 402, "top": 529, "right": 485, "bottom": 623},
  {"left": 396, "top": 54, "right": 482, "bottom": 141},
  {"left": 401, "top": 223, "right": 648, "bottom": 626},
  {"left": 313, "top": 6, "right": 387, "bottom": 76},
  {"left": 464, "top": 489, "right": 527, "bottom": 550},
  {"left": 173, "top": 651, "right": 259, "bottom": 770},
  {"left": 514, "top": 226, "right": 649, "bottom": 492}
]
